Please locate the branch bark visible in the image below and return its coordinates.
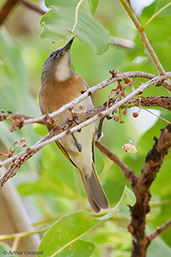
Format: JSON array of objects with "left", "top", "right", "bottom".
[
  {"left": 20, "top": 0, "right": 45, "bottom": 15},
  {"left": 128, "top": 124, "right": 171, "bottom": 257},
  {"left": 0, "top": 1, "right": 170, "bottom": 254},
  {"left": 1, "top": 96, "right": 171, "bottom": 134},
  {"left": 147, "top": 220, "right": 171, "bottom": 243},
  {"left": 0, "top": 72, "right": 170, "bottom": 177},
  {"left": 147, "top": 219, "right": 171, "bottom": 243},
  {"left": 128, "top": 96, "right": 171, "bottom": 111},
  {"left": 95, "top": 140, "right": 137, "bottom": 185},
  {"left": 9, "top": 72, "right": 171, "bottom": 127},
  {"left": 0, "top": 72, "right": 171, "bottom": 188},
  {"left": 111, "top": 36, "right": 135, "bottom": 49}
]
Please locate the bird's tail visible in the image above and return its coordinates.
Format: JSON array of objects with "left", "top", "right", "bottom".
[{"left": 80, "top": 164, "right": 109, "bottom": 212}]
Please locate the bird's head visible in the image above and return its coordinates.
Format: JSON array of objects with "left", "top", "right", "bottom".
[{"left": 42, "top": 37, "right": 74, "bottom": 83}]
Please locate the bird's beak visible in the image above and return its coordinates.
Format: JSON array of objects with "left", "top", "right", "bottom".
[{"left": 62, "top": 37, "right": 74, "bottom": 51}]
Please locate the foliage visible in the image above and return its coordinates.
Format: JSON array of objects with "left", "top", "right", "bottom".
[
  {"left": 40, "top": 0, "right": 110, "bottom": 54},
  {"left": 38, "top": 187, "right": 135, "bottom": 256}
]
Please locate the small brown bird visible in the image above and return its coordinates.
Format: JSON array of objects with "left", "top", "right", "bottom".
[{"left": 39, "top": 38, "right": 109, "bottom": 212}]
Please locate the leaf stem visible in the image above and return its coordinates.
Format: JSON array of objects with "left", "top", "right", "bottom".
[
  {"left": 72, "top": 0, "right": 84, "bottom": 33},
  {"left": 143, "top": 2, "right": 171, "bottom": 29},
  {"left": 95, "top": 141, "right": 137, "bottom": 185},
  {"left": 0, "top": 227, "right": 48, "bottom": 241},
  {"left": 142, "top": 108, "right": 171, "bottom": 125}
]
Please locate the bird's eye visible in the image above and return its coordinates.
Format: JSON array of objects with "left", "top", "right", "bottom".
[
  {"left": 60, "top": 50, "right": 65, "bottom": 56},
  {"left": 50, "top": 53, "right": 53, "bottom": 57}
]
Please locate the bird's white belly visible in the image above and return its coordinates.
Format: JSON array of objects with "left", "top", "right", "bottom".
[
  {"left": 59, "top": 122, "right": 95, "bottom": 176},
  {"left": 56, "top": 97, "right": 95, "bottom": 176}
]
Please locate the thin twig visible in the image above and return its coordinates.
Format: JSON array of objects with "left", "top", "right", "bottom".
[
  {"left": 120, "top": 0, "right": 164, "bottom": 73},
  {"left": 0, "top": 72, "right": 170, "bottom": 168},
  {"left": 1, "top": 96, "right": 170, "bottom": 133},
  {"left": 147, "top": 219, "right": 171, "bottom": 242},
  {"left": 142, "top": 108, "right": 171, "bottom": 125},
  {"left": 12, "top": 236, "right": 20, "bottom": 251},
  {"left": 120, "top": 0, "right": 171, "bottom": 91},
  {"left": 143, "top": 2, "right": 171, "bottom": 29},
  {"left": 0, "top": 226, "right": 48, "bottom": 241},
  {"left": 20, "top": 0, "right": 45, "bottom": 15},
  {"left": 128, "top": 96, "right": 171, "bottom": 111},
  {"left": 0, "top": 112, "right": 32, "bottom": 121},
  {"left": 0, "top": 96, "right": 170, "bottom": 136},
  {"left": 17, "top": 72, "right": 171, "bottom": 126},
  {"left": 111, "top": 36, "right": 135, "bottom": 49},
  {"left": 0, "top": 73, "right": 170, "bottom": 187},
  {"left": 95, "top": 141, "right": 137, "bottom": 185}
]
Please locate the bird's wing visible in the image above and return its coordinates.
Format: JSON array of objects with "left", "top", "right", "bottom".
[{"left": 55, "top": 140, "right": 77, "bottom": 167}]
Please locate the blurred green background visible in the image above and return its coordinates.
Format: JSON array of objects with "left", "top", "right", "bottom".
[{"left": 0, "top": 0, "right": 170, "bottom": 256}]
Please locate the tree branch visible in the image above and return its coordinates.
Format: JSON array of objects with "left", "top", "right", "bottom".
[
  {"left": 128, "top": 96, "right": 171, "bottom": 111},
  {"left": 0, "top": 0, "right": 21, "bottom": 25},
  {"left": 0, "top": 72, "right": 170, "bottom": 187},
  {"left": 95, "top": 140, "right": 137, "bottom": 185},
  {"left": 20, "top": 0, "right": 45, "bottom": 15},
  {"left": 1, "top": 95, "right": 170, "bottom": 133},
  {"left": 111, "top": 36, "right": 135, "bottom": 49},
  {"left": 128, "top": 124, "right": 171, "bottom": 257},
  {"left": 1, "top": 1, "right": 170, "bottom": 254},
  {"left": 147, "top": 219, "right": 171, "bottom": 243},
  {"left": 8, "top": 72, "right": 171, "bottom": 127}
]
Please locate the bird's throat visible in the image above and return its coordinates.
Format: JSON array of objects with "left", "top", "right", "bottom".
[{"left": 55, "top": 53, "right": 72, "bottom": 81}]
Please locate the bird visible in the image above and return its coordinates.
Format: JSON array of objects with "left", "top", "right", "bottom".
[{"left": 39, "top": 38, "right": 109, "bottom": 212}]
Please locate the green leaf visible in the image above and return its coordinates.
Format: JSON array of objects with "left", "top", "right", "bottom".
[
  {"left": 38, "top": 188, "right": 134, "bottom": 257},
  {"left": 88, "top": 0, "right": 99, "bottom": 14},
  {"left": 40, "top": 0, "right": 110, "bottom": 54},
  {"left": 0, "top": 29, "right": 39, "bottom": 116},
  {"left": 155, "top": 0, "right": 171, "bottom": 17},
  {"left": 0, "top": 29, "right": 40, "bottom": 179},
  {"left": 18, "top": 177, "right": 76, "bottom": 198},
  {"left": 99, "top": 186, "right": 135, "bottom": 221},
  {"left": 137, "top": 112, "right": 170, "bottom": 155},
  {"left": 38, "top": 211, "right": 97, "bottom": 257},
  {"left": 0, "top": 29, "right": 27, "bottom": 90},
  {"left": 0, "top": 29, "right": 40, "bottom": 135},
  {"left": 34, "top": 123, "right": 48, "bottom": 137}
]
